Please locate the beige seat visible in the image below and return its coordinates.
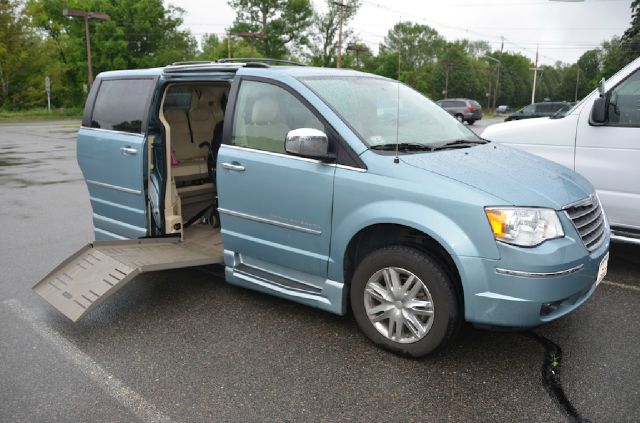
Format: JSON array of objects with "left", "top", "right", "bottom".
[
  {"left": 164, "top": 108, "right": 208, "bottom": 181},
  {"left": 244, "top": 97, "right": 290, "bottom": 153},
  {"left": 189, "top": 89, "right": 222, "bottom": 146}
]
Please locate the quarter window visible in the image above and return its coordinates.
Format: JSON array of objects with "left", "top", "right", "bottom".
[
  {"left": 91, "top": 79, "right": 155, "bottom": 134},
  {"left": 608, "top": 69, "right": 640, "bottom": 126},
  {"left": 232, "top": 80, "right": 324, "bottom": 154}
]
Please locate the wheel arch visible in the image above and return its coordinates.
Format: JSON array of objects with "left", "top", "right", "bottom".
[{"left": 341, "top": 223, "right": 465, "bottom": 312}]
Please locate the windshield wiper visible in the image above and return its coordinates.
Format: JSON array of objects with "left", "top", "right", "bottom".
[
  {"left": 370, "top": 143, "right": 434, "bottom": 152},
  {"left": 430, "top": 139, "right": 489, "bottom": 151}
]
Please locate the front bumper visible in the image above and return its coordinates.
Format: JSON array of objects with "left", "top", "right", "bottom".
[{"left": 458, "top": 229, "right": 610, "bottom": 328}]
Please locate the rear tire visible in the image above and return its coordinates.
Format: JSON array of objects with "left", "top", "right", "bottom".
[
  {"left": 467, "top": 119, "right": 476, "bottom": 125},
  {"left": 350, "top": 246, "right": 460, "bottom": 357}
]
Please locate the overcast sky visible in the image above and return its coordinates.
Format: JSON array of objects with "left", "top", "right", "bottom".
[{"left": 169, "top": 0, "right": 633, "bottom": 65}]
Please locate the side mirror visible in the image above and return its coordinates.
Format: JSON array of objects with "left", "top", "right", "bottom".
[
  {"left": 285, "top": 128, "right": 333, "bottom": 160},
  {"left": 591, "top": 78, "right": 608, "bottom": 125},
  {"left": 591, "top": 97, "right": 607, "bottom": 124}
]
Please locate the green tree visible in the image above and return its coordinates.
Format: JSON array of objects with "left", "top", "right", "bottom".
[
  {"left": 0, "top": 0, "right": 62, "bottom": 109},
  {"left": 621, "top": 0, "right": 639, "bottom": 62},
  {"left": 379, "top": 22, "right": 444, "bottom": 73},
  {"left": 228, "top": 0, "right": 313, "bottom": 59},
  {"left": 196, "top": 33, "right": 259, "bottom": 60},
  {"left": 26, "top": 0, "right": 197, "bottom": 106},
  {"left": 307, "top": 0, "right": 360, "bottom": 67}
]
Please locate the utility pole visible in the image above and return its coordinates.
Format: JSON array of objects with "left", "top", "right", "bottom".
[
  {"left": 227, "top": 31, "right": 232, "bottom": 59},
  {"left": 235, "top": 32, "right": 266, "bottom": 54},
  {"left": 483, "top": 67, "right": 494, "bottom": 109},
  {"left": 346, "top": 44, "right": 368, "bottom": 67},
  {"left": 63, "top": 9, "right": 110, "bottom": 90},
  {"left": 492, "top": 36, "right": 504, "bottom": 111},
  {"left": 574, "top": 67, "right": 581, "bottom": 101},
  {"left": 333, "top": 1, "right": 353, "bottom": 68},
  {"left": 441, "top": 59, "right": 454, "bottom": 99},
  {"left": 530, "top": 45, "right": 541, "bottom": 104}
]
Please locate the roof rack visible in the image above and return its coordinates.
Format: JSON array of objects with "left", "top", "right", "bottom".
[
  {"left": 163, "top": 62, "right": 243, "bottom": 73},
  {"left": 217, "top": 58, "right": 306, "bottom": 67},
  {"left": 170, "top": 61, "right": 216, "bottom": 66}
]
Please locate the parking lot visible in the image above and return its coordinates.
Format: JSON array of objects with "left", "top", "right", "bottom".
[{"left": 1, "top": 119, "right": 638, "bottom": 422}]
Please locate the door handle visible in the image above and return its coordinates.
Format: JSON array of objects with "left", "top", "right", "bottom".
[
  {"left": 222, "top": 162, "right": 245, "bottom": 171},
  {"left": 120, "top": 147, "right": 137, "bottom": 155}
]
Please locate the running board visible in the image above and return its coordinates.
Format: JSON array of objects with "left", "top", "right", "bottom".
[{"left": 33, "top": 236, "right": 223, "bottom": 321}]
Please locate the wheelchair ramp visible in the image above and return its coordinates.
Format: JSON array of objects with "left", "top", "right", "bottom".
[{"left": 33, "top": 233, "right": 223, "bottom": 321}]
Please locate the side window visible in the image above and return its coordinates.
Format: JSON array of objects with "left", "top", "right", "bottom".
[
  {"left": 608, "top": 69, "right": 640, "bottom": 126},
  {"left": 521, "top": 104, "right": 535, "bottom": 114},
  {"left": 232, "top": 80, "right": 324, "bottom": 154},
  {"left": 91, "top": 79, "right": 155, "bottom": 134}
]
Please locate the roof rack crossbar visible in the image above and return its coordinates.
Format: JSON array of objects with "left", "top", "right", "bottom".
[{"left": 217, "top": 58, "right": 306, "bottom": 67}]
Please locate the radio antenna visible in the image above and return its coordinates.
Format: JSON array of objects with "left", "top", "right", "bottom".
[{"left": 394, "top": 80, "right": 400, "bottom": 164}]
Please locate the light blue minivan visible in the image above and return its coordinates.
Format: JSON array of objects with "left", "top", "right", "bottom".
[{"left": 34, "top": 60, "right": 610, "bottom": 357}]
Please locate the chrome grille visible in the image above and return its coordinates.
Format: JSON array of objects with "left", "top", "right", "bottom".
[{"left": 564, "top": 195, "right": 606, "bottom": 252}]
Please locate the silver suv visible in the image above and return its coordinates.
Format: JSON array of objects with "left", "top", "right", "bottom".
[{"left": 436, "top": 98, "right": 483, "bottom": 125}]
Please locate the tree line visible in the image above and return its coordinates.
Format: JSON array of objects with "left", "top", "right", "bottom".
[{"left": 1, "top": 0, "right": 638, "bottom": 111}]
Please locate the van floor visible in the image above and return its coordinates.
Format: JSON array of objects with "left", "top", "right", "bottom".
[{"left": 183, "top": 222, "right": 223, "bottom": 257}]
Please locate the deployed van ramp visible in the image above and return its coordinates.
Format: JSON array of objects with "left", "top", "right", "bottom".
[{"left": 33, "top": 234, "right": 223, "bottom": 322}]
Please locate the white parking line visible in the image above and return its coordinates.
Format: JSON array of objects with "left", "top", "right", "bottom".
[
  {"left": 602, "top": 280, "right": 640, "bottom": 292},
  {"left": 1, "top": 299, "right": 174, "bottom": 423}
]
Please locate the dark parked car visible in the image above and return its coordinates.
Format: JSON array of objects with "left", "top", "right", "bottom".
[
  {"left": 436, "top": 98, "right": 483, "bottom": 124},
  {"left": 505, "top": 101, "right": 569, "bottom": 121}
]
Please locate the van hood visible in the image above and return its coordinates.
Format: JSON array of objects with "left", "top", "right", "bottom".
[
  {"left": 400, "top": 143, "right": 593, "bottom": 209},
  {"left": 482, "top": 115, "right": 578, "bottom": 145}
]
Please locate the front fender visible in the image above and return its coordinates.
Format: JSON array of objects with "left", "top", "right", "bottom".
[{"left": 327, "top": 199, "right": 500, "bottom": 283}]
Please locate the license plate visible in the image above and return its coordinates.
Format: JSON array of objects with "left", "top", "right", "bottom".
[{"left": 596, "top": 253, "right": 609, "bottom": 286}]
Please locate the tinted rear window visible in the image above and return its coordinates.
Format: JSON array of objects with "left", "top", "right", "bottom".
[{"left": 91, "top": 79, "right": 155, "bottom": 133}]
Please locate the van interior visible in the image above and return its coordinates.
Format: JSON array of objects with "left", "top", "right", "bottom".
[{"left": 156, "top": 82, "right": 230, "bottom": 249}]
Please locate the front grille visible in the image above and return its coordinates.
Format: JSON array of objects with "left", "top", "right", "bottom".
[{"left": 564, "top": 195, "right": 606, "bottom": 252}]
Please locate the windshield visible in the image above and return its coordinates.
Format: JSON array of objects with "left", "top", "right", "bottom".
[{"left": 302, "top": 77, "right": 481, "bottom": 148}]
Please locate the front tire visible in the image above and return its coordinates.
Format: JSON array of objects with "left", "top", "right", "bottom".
[
  {"left": 350, "top": 246, "right": 460, "bottom": 357},
  {"left": 455, "top": 114, "right": 464, "bottom": 123}
]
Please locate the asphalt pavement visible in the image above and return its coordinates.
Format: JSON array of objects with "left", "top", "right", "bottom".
[{"left": 1, "top": 119, "right": 638, "bottom": 422}]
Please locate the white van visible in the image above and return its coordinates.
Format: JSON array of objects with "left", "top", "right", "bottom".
[{"left": 483, "top": 57, "right": 640, "bottom": 245}]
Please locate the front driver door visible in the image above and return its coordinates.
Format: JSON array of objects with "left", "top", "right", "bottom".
[
  {"left": 77, "top": 77, "right": 157, "bottom": 240},
  {"left": 217, "top": 78, "right": 335, "bottom": 282}
]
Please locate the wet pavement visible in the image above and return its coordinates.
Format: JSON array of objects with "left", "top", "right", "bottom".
[{"left": 1, "top": 120, "right": 638, "bottom": 422}]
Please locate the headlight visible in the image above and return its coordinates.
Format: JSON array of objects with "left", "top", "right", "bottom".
[{"left": 485, "top": 207, "right": 564, "bottom": 247}]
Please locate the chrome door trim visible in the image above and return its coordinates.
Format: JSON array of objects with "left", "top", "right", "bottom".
[
  {"left": 334, "top": 163, "right": 367, "bottom": 173},
  {"left": 220, "top": 144, "right": 367, "bottom": 172},
  {"left": 495, "top": 264, "right": 584, "bottom": 279},
  {"left": 222, "top": 144, "right": 322, "bottom": 164},
  {"left": 218, "top": 207, "right": 322, "bottom": 235},
  {"left": 86, "top": 179, "right": 142, "bottom": 195}
]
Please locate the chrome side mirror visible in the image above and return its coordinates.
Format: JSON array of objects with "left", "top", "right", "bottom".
[{"left": 285, "top": 128, "right": 333, "bottom": 160}]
